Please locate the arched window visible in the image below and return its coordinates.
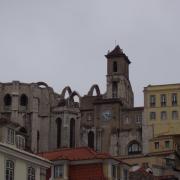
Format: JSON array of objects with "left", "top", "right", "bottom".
[
  {"left": 4, "top": 94, "right": 12, "bottom": 106},
  {"left": 27, "top": 167, "right": 35, "bottom": 180},
  {"left": 88, "top": 131, "right": 94, "bottom": 149},
  {"left": 70, "top": 118, "right": 75, "bottom": 148},
  {"left": 56, "top": 118, "right": 62, "bottom": 148},
  {"left": 113, "top": 61, "right": 117, "bottom": 72},
  {"left": 20, "top": 94, "right": 28, "bottom": 106},
  {"left": 5, "top": 160, "right": 14, "bottom": 180},
  {"left": 128, "top": 141, "right": 142, "bottom": 155}
]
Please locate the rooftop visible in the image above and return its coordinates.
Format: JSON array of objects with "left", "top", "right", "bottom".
[{"left": 38, "top": 147, "right": 127, "bottom": 164}]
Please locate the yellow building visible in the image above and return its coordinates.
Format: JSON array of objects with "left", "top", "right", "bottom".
[
  {"left": 118, "top": 84, "right": 180, "bottom": 178},
  {"left": 143, "top": 84, "right": 180, "bottom": 154}
]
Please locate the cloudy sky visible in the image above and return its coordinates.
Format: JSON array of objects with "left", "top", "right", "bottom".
[{"left": 0, "top": 0, "right": 179, "bottom": 106}]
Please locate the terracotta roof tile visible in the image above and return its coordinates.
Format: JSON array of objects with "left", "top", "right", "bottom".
[{"left": 38, "top": 147, "right": 128, "bottom": 164}]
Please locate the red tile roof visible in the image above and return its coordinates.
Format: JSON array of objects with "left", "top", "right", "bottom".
[{"left": 38, "top": 147, "right": 127, "bottom": 164}]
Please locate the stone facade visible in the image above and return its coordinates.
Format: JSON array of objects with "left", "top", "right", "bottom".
[
  {"left": 80, "top": 46, "right": 143, "bottom": 156},
  {"left": 0, "top": 45, "right": 143, "bottom": 156}
]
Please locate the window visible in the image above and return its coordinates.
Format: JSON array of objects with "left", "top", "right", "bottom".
[
  {"left": 165, "top": 141, "right": 170, "bottom": 148},
  {"left": 161, "top": 94, "right": 166, "bottom": 107},
  {"left": 125, "top": 116, "right": 129, "bottom": 124},
  {"left": 172, "top": 111, "right": 178, "bottom": 120},
  {"left": 112, "top": 165, "right": 117, "bottom": 178},
  {"left": 112, "top": 82, "right": 118, "bottom": 98},
  {"left": 161, "top": 111, "right": 167, "bottom": 120},
  {"left": 54, "top": 165, "right": 63, "bottom": 178},
  {"left": 16, "top": 135, "right": 25, "bottom": 150},
  {"left": 155, "top": 142, "right": 159, "bottom": 149},
  {"left": 70, "top": 119, "right": 75, "bottom": 148},
  {"left": 56, "top": 118, "right": 62, "bottom": 148},
  {"left": 20, "top": 94, "right": 28, "bottom": 106},
  {"left": 123, "top": 169, "right": 128, "bottom": 180},
  {"left": 5, "top": 160, "right": 14, "bottom": 180},
  {"left": 4, "top": 94, "right": 12, "bottom": 106},
  {"left": 150, "top": 112, "right": 156, "bottom": 120},
  {"left": 128, "top": 142, "right": 142, "bottom": 155},
  {"left": 150, "top": 95, "right": 156, "bottom": 107},
  {"left": 37, "top": 131, "right": 40, "bottom": 153},
  {"left": 113, "top": 61, "right": 117, "bottom": 72},
  {"left": 88, "top": 131, "right": 94, "bottom": 149},
  {"left": 166, "top": 158, "right": 175, "bottom": 168},
  {"left": 172, "top": 93, "right": 177, "bottom": 106},
  {"left": 27, "top": 167, "right": 35, "bottom": 180},
  {"left": 87, "top": 113, "right": 92, "bottom": 121},
  {"left": 7, "top": 128, "right": 15, "bottom": 145},
  {"left": 136, "top": 115, "right": 142, "bottom": 124}
]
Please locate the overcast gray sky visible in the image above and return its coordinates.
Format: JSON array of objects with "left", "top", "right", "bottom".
[{"left": 0, "top": 0, "right": 179, "bottom": 106}]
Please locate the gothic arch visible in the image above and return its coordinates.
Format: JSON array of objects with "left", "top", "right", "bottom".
[
  {"left": 36, "top": 82, "right": 49, "bottom": 88},
  {"left": 61, "top": 86, "right": 72, "bottom": 99},
  {"left": 4, "top": 94, "right": 12, "bottom": 106},
  {"left": 87, "top": 84, "right": 101, "bottom": 96},
  {"left": 69, "top": 91, "right": 81, "bottom": 102},
  {"left": 20, "top": 94, "right": 28, "bottom": 106}
]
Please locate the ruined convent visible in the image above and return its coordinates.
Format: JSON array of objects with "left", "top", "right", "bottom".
[{"left": 0, "top": 45, "right": 143, "bottom": 156}]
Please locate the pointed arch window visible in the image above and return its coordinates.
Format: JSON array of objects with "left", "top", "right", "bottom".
[
  {"left": 70, "top": 119, "right": 75, "bottom": 148},
  {"left": 20, "top": 94, "right": 28, "bottom": 106},
  {"left": 56, "top": 118, "right": 62, "bottom": 148},
  {"left": 4, "top": 94, "right": 12, "bottom": 106},
  {"left": 88, "top": 131, "right": 94, "bottom": 149}
]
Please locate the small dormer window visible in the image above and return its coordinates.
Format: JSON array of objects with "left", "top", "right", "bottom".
[
  {"left": 16, "top": 135, "right": 25, "bottom": 150},
  {"left": 113, "top": 61, "right": 117, "bottom": 72},
  {"left": 7, "top": 128, "right": 15, "bottom": 145}
]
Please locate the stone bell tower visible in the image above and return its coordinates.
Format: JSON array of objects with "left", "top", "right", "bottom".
[{"left": 105, "top": 45, "right": 134, "bottom": 107}]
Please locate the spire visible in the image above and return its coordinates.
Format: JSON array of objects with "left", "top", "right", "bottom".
[{"left": 105, "top": 45, "right": 131, "bottom": 64}]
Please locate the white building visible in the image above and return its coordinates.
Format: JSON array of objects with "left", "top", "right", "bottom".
[{"left": 0, "top": 142, "right": 52, "bottom": 180}]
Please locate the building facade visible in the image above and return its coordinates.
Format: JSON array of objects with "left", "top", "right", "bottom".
[
  {"left": 80, "top": 45, "right": 143, "bottom": 156},
  {"left": 143, "top": 84, "right": 180, "bottom": 154},
  {"left": 0, "top": 142, "right": 51, "bottom": 180}
]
